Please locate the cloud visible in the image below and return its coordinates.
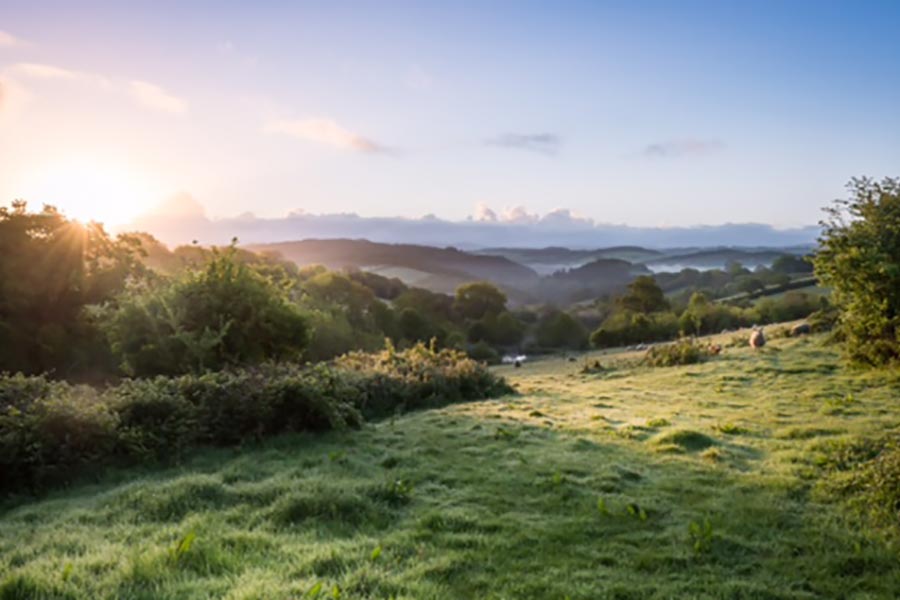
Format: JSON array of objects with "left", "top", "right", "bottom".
[
  {"left": 0, "top": 30, "right": 23, "bottom": 47},
  {"left": 501, "top": 205, "right": 540, "bottom": 224},
  {"left": 6, "top": 62, "right": 185, "bottom": 114},
  {"left": 265, "top": 118, "right": 387, "bottom": 153},
  {"left": 124, "top": 200, "right": 820, "bottom": 250},
  {"left": 11, "top": 62, "right": 83, "bottom": 80},
  {"left": 473, "top": 202, "right": 498, "bottom": 222},
  {"left": 540, "top": 208, "right": 594, "bottom": 228},
  {"left": 642, "top": 139, "right": 725, "bottom": 158},
  {"left": 129, "top": 80, "right": 188, "bottom": 114},
  {"left": 144, "top": 192, "right": 207, "bottom": 220},
  {"left": 486, "top": 132, "right": 561, "bottom": 155}
]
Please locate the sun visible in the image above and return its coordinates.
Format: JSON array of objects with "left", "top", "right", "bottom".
[{"left": 18, "top": 158, "right": 162, "bottom": 227}]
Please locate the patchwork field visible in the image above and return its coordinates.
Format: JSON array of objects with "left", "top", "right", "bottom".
[{"left": 2, "top": 334, "right": 900, "bottom": 599}]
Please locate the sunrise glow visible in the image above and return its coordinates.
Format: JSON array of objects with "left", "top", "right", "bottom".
[{"left": 17, "top": 159, "right": 160, "bottom": 226}]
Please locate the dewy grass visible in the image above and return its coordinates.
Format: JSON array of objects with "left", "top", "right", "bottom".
[{"left": 2, "top": 334, "right": 900, "bottom": 598}]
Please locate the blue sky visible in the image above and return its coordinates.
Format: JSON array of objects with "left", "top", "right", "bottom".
[{"left": 1, "top": 0, "right": 898, "bottom": 229}]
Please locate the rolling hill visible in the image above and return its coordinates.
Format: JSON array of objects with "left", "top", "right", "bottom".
[{"left": 246, "top": 239, "right": 540, "bottom": 295}]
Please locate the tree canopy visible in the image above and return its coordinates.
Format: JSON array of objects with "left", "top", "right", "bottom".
[{"left": 814, "top": 176, "right": 900, "bottom": 365}]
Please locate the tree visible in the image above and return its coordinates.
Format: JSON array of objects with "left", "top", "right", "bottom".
[
  {"left": 536, "top": 311, "right": 588, "bottom": 349},
  {"left": 618, "top": 276, "right": 669, "bottom": 314},
  {"left": 0, "top": 201, "right": 142, "bottom": 376},
  {"left": 734, "top": 276, "right": 765, "bottom": 295},
  {"left": 681, "top": 292, "right": 710, "bottom": 335},
  {"left": 104, "top": 245, "right": 308, "bottom": 375},
  {"left": 454, "top": 282, "right": 507, "bottom": 320},
  {"left": 771, "top": 254, "right": 813, "bottom": 275},
  {"left": 814, "top": 177, "right": 900, "bottom": 365}
]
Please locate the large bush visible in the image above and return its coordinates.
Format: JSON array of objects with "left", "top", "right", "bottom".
[
  {"left": 103, "top": 245, "right": 309, "bottom": 375},
  {"left": 0, "top": 344, "right": 512, "bottom": 494},
  {"left": 814, "top": 177, "right": 900, "bottom": 365}
]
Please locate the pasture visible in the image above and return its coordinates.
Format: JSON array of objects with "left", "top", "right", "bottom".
[{"left": 2, "top": 333, "right": 899, "bottom": 599}]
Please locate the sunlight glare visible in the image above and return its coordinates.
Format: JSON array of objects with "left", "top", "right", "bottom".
[{"left": 18, "top": 159, "right": 162, "bottom": 227}]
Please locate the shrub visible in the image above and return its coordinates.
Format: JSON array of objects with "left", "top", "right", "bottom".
[
  {"left": 0, "top": 384, "right": 118, "bottom": 490},
  {"left": 0, "top": 344, "right": 511, "bottom": 494},
  {"left": 814, "top": 176, "right": 900, "bottom": 365},
  {"left": 644, "top": 339, "right": 708, "bottom": 367},
  {"left": 466, "top": 341, "right": 501, "bottom": 365},
  {"left": 337, "top": 341, "right": 513, "bottom": 417},
  {"left": 103, "top": 245, "right": 309, "bottom": 376}
]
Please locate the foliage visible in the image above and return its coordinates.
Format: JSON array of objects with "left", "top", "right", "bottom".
[
  {"left": 590, "top": 311, "right": 680, "bottom": 348},
  {"left": 643, "top": 338, "right": 709, "bottom": 367},
  {"left": 453, "top": 281, "right": 507, "bottom": 320},
  {"left": 814, "top": 176, "right": 900, "bottom": 365},
  {"left": 466, "top": 341, "right": 501, "bottom": 365},
  {"left": 0, "top": 201, "right": 142, "bottom": 377},
  {"left": 0, "top": 344, "right": 509, "bottom": 494},
  {"left": 336, "top": 341, "right": 512, "bottom": 417},
  {"left": 535, "top": 311, "right": 588, "bottom": 349},
  {"left": 618, "top": 276, "right": 669, "bottom": 313},
  {"left": 103, "top": 244, "right": 309, "bottom": 375}
]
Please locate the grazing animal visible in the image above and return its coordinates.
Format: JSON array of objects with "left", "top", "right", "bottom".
[
  {"left": 749, "top": 328, "right": 766, "bottom": 349},
  {"left": 708, "top": 343, "right": 722, "bottom": 355},
  {"left": 791, "top": 323, "right": 811, "bottom": 336}
]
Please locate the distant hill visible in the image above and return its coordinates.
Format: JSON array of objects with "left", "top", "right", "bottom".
[
  {"left": 534, "top": 258, "right": 652, "bottom": 303},
  {"left": 476, "top": 246, "right": 663, "bottom": 275},
  {"left": 246, "top": 239, "right": 540, "bottom": 295},
  {"left": 643, "top": 248, "right": 801, "bottom": 271}
]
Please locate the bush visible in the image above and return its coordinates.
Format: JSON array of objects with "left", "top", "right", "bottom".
[
  {"left": 814, "top": 176, "right": 900, "bottom": 365},
  {"left": 338, "top": 342, "right": 512, "bottom": 417},
  {"left": 103, "top": 245, "right": 309, "bottom": 376},
  {"left": 466, "top": 341, "right": 501, "bottom": 365},
  {"left": 0, "top": 344, "right": 511, "bottom": 494},
  {"left": 0, "top": 384, "right": 118, "bottom": 490},
  {"left": 644, "top": 339, "right": 709, "bottom": 367}
]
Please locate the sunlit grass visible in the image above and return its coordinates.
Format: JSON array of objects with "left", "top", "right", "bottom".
[{"left": 2, "top": 333, "right": 900, "bottom": 598}]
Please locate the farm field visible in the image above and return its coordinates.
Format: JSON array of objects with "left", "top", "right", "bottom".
[{"left": 2, "top": 334, "right": 900, "bottom": 599}]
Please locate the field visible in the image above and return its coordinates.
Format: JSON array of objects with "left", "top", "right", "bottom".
[{"left": 2, "top": 334, "right": 900, "bottom": 599}]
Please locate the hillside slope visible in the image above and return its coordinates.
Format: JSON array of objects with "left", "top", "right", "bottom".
[
  {"left": 3, "top": 334, "right": 899, "bottom": 598},
  {"left": 247, "top": 239, "right": 539, "bottom": 295}
]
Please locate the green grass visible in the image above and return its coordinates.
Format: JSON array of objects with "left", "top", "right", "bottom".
[{"left": 3, "top": 334, "right": 900, "bottom": 598}]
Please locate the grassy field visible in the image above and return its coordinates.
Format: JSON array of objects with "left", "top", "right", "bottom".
[{"left": 2, "top": 334, "right": 900, "bottom": 599}]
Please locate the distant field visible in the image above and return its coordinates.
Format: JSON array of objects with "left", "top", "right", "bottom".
[{"left": 3, "top": 334, "right": 900, "bottom": 598}]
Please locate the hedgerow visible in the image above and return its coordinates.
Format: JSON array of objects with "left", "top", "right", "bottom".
[{"left": 0, "top": 343, "right": 512, "bottom": 495}]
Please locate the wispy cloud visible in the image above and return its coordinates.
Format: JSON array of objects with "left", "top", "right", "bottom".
[
  {"left": 129, "top": 80, "right": 188, "bottom": 114},
  {"left": 0, "top": 30, "right": 23, "bottom": 47},
  {"left": 486, "top": 132, "right": 561, "bottom": 155},
  {"left": 265, "top": 118, "right": 388, "bottom": 153},
  {"left": 7, "top": 61, "right": 187, "bottom": 115},
  {"left": 641, "top": 139, "right": 725, "bottom": 158},
  {"left": 11, "top": 62, "right": 82, "bottom": 80}
]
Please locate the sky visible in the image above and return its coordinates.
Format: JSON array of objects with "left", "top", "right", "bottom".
[{"left": 1, "top": 0, "right": 899, "bottom": 237}]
